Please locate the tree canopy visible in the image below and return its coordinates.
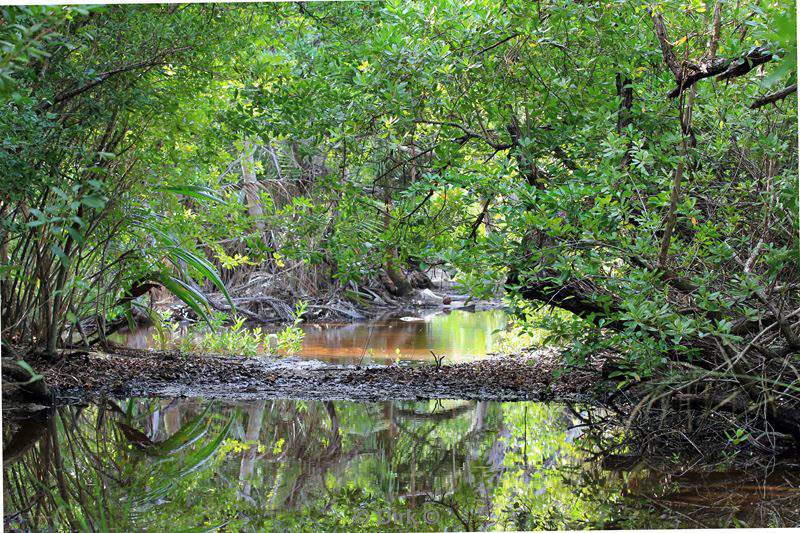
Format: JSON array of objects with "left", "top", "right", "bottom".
[{"left": 1, "top": 1, "right": 798, "bottom": 438}]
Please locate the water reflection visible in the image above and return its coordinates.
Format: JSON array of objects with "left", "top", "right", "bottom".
[
  {"left": 114, "top": 309, "right": 510, "bottom": 364},
  {"left": 296, "top": 309, "right": 508, "bottom": 364},
  {"left": 4, "top": 399, "right": 798, "bottom": 531}
]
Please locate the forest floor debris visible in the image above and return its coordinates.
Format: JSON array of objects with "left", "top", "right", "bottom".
[{"left": 20, "top": 346, "right": 603, "bottom": 404}]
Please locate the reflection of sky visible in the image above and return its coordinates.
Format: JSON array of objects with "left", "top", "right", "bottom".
[{"left": 115, "top": 310, "right": 510, "bottom": 365}]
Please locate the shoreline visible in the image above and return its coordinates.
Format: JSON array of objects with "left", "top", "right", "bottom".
[{"left": 16, "top": 346, "right": 602, "bottom": 404}]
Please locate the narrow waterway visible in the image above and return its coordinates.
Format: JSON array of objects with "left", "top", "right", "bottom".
[
  {"left": 6, "top": 312, "right": 799, "bottom": 530},
  {"left": 114, "top": 309, "right": 511, "bottom": 365}
]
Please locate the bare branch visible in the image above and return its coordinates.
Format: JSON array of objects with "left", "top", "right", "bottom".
[
  {"left": 650, "top": 10, "right": 681, "bottom": 79},
  {"left": 475, "top": 32, "right": 520, "bottom": 55},
  {"left": 658, "top": 163, "right": 684, "bottom": 267},
  {"left": 708, "top": 1, "right": 722, "bottom": 59},
  {"left": 750, "top": 83, "right": 798, "bottom": 109},
  {"left": 412, "top": 119, "right": 511, "bottom": 150},
  {"left": 468, "top": 196, "right": 492, "bottom": 241}
]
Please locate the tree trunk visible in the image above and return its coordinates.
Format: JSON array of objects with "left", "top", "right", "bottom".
[
  {"left": 240, "top": 139, "right": 265, "bottom": 234},
  {"left": 382, "top": 173, "right": 412, "bottom": 296}
]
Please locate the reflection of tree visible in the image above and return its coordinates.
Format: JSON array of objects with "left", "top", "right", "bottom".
[
  {"left": 253, "top": 398, "right": 800, "bottom": 530},
  {"left": 2, "top": 410, "right": 50, "bottom": 467},
  {"left": 395, "top": 403, "right": 473, "bottom": 421},
  {"left": 5, "top": 408, "right": 117, "bottom": 529},
  {"left": 599, "top": 462, "right": 800, "bottom": 528},
  {"left": 469, "top": 401, "right": 488, "bottom": 435},
  {"left": 280, "top": 401, "right": 344, "bottom": 509},
  {"left": 220, "top": 399, "right": 497, "bottom": 529},
  {"left": 239, "top": 399, "right": 266, "bottom": 503},
  {"left": 375, "top": 400, "right": 498, "bottom": 529},
  {"left": 3, "top": 399, "right": 232, "bottom": 531},
  {"left": 253, "top": 400, "right": 370, "bottom": 514},
  {"left": 6, "top": 398, "right": 798, "bottom": 531},
  {"left": 161, "top": 398, "right": 183, "bottom": 437}
]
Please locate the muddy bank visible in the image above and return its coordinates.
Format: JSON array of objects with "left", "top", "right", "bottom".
[{"left": 22, "top": 347, "right": 601, "bottom": 404}]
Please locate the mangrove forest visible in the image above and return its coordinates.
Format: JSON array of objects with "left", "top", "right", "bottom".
[{"left": 1, "top": 1, "right": 798, "bottom": 531}]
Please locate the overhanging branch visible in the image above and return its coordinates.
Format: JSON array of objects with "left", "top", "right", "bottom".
[
  {"left": 751, "top": 83, "right": 798, "bottom": 109},
  {"left": 43, "top": 46, "right": 193, "bottom": 108}
]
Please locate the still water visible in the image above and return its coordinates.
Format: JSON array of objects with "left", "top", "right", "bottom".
[
  {"left": 116, "top": 309, "right": 510, "bottom": 365},
  {"left": 4, "top": 398, "right": 798, "bottom": 531},
  {"left": 8, "top": 314, "right": 800, "bottom": 530},
  {"left": 294, "top": 310, "right": 509, "bottom": 364}
]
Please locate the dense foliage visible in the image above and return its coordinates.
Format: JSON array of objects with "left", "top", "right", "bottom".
[{"left": 1, "top": 2, "right": 797, "bottom": 438}]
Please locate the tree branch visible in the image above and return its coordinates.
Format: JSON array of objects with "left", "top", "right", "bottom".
[
  {"left": 412, "top": 119, "right": 511, "bottom": 150},
  {"left": 650, "top": 8, "right": 776, "bottom": 99},
  {"left": 468, "top": 196, "right": 492, "bottom": 241},
  {"left": 401, "top": 188, "right": 434, "bottom": 220},
  {"left": 650, "top": 10, "right": 681, "bottom": 78},
  {"left": 43, "top": 46, "right": 193, "bottom": 108},
  {"left": 658, "top": 163, "right": 684, "bottom": 267},
  {"left": 750, "top": 83, "right": 798, "bottom": 109},
  {"left": 475, "top": 32, "right": 520, "bottom": 55},
  {"left": 708, "top": 1, "right": 722, "bottom": 59}
]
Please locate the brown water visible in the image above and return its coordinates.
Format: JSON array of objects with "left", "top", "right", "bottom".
[
  {"left": 115, "top": 309, "right": 509, "bottom": 365},
  {"left": 292, "top": 310, "right": 508, "bottom": 364}
]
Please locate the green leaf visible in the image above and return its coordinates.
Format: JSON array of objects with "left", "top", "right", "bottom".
[
  {"left": 165, "top": 246, "right": 236, "bottom": 312},
  {"left": 155, "top": 273, "right": 212, "bottom": 326},
  {"left": 50, "top": 243, "right": 69, "bottom": 267},
  {"left": 81, "top": 195, "right": 107, "bottom": 209},
  {"left": 14, "top": 360, "right": 43, "bottom": 385},
  {"left": 761, "top": 47, "right": 796, "bottom": 88},
  {"left": 26, "top": 207, "right": 47, "bottom": 227},
  {"left": 67, "top": 227, "right": 84, "bottom": 246},
  {"left": 156, "top": 404, "right": 214, "bottom": 453},
  {"left": 162, "top": 185, "right": 226, "bottom": 204},
  {"left": 132, "top": 414, "right": 234, "bottom": 509}
]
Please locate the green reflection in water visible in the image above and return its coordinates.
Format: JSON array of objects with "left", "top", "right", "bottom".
[
  {"left": 3, "top": 399, "right": 798, "bottom": 531},
  {"left": 297, "top": 309, "right": 510, "bottom": 363}
]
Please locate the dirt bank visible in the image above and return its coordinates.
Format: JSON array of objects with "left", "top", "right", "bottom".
[{"left": 21, "top": 347, "right": 602, "bottom": 404}]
